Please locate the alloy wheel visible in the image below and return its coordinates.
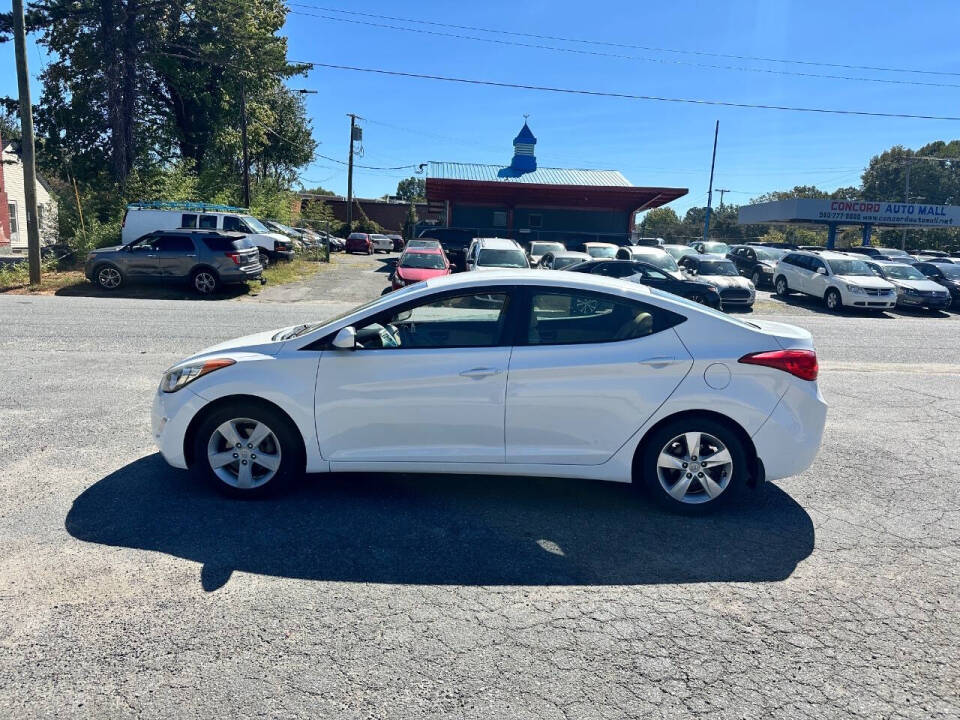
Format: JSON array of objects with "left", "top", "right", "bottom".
[
  {"left": 97, "top": 266, "right": 122, "bottom": 289},
  {"left": 752, "top": 270, "right": 762, "bottom": 286},
  {"left": 194, "top": 272, "right": 217, "bottom": 294},
  {"left": 826, "top": 290, "right": 840, "bottom": 310},
  {"left": 656, "top": 431, "right": 733, "bottom": 504},
  {"left": 206, "top": 418, "right": 282, "bottom": 489}
]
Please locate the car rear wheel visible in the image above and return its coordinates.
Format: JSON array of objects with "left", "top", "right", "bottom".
[
  {"left": 192, "top": 402, "right": 304, "bottom": 498},
  {"left": 95, "top": 264, "right": 124, "bottom": 290},
  {"left": 638, "top": 416, "right": 748, "bottom": 514},
  {"left": 774, "top": 275, "right": 790, "bottom": 296},
  {"left": 824, "top": 288, "right": 842, "bottom": 311},
  {"left": 192, "top": 269, "right": 219, "bottom": 295},
  {"left": 258, "top": 251, "right": 270, "bottom": 268}
]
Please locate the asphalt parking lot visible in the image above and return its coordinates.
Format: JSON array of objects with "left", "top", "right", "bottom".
[{"left": 1, "top": 254, "right": 958, "bottom": 718}]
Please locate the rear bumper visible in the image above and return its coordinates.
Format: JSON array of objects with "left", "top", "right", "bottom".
[
  {"left": 220, "top": 263, "right": 263, "bottom": 283},
  {"left": 752, "top": 380, "right": 827, "bottom": 482}
]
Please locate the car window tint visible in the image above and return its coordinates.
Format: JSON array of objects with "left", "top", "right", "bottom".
[
  {"left": 198, "top": 215, "right": 218, "bottom": 229},
  {"left": 154, "top": 236, "right": 195, "bottom": 252},
  {"left": 354, "top": 292, "right": 510, "bottom": 349},
  {"left": 203, "top": 236, "right": 252, "bottom": 251},
  {"left": 181, "top": 213, "right": 198, "bottom": 229},
  {"left": 526, "top": 290, "right": 682, "bottom": 345}
]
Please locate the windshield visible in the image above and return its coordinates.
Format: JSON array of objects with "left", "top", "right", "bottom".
[
  {"left": 530, "top": 242, "right": 564, "bottom": 255},
  {"left": 242, "top": 215, "right": 270, "bottom": 233},
  {"left": 698, "top": 260, "right": 739, "bottom": 276},
  {"left": 553, "top": 255, "right": 585, "bottom": 269},
  {"left": 939, "top": 265, "right": 960, "bottom": 279},
  {"left": 586, "top": 245, "right": 617, "bottom": 258},
  {"left": 400, "top": 252, "right": 446, "bottom": 270},
  {"left": 882, "top": 264, "right": 925, "bottom": 280},
  {"left": 635, "top": 252, "right": 680, "bottom": 272},
  {"left": 478, "top": 248, "right": 528, "bottom": 268},
  {"left": 664, "top": 245, "right": 696, "bottom": 260},
  {"left": 703, "top": 242, "right": 730, "bottom": 254},
  {"left": 273, "top": 293, "right": 399, "bottom": 341},
  {"left": 754, "top": 247, "right": 787, "bottom": 262},
  {"left": 827, "top": 258, "right": 874, "bottom": 276}
]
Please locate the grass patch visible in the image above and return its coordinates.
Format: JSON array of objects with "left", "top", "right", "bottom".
[
  {"left": 247, "top": 256, "right": 326, "bottom": 295},
  {"left": 0, "top": 258, "right": 88, "bottom": 295}
]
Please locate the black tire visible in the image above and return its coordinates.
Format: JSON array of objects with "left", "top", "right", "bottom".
[
  {"left": 258, "top": 251, "right": 271, "bottom": 268},
  {"left": 636, "top": 416, "right": 749, "bottom": 515},
  {"left": 751, "top": 269, "right": 762, "bottom": 286},
  {"left": 191, "top": 400, "right": 305, "bottom": 498},
  {"left": 94, "top": 263, "right": 124, "bottom": 291},
  {"left": 824, "top": 288, "right": 842, "bottom": 311},
  {"left": 774, "top": 275, "right": 790, "bottom": 296},
  {"left": 191, "top": 268, "right": 220, "bottom": 295}
]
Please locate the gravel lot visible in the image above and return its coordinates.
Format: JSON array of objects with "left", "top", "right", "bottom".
[{"left": 1, "top": 253, "right": 958, "bottom": 719}]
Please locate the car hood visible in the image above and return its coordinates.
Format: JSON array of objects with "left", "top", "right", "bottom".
[
  {"left": 693, "top": 274, "right": 754, "bottom": 290},
  {"left": 889, "top": 278, "right": 949, "bottom": 292},
  {"left": 181, "top": 328, "right": 289, "bottom": 364},
  {"left": 836, "top": 274, "right": 895, "bottom": 289},
  {"left": 90, "top": 245, "right": 124, "bottom": 254},
  {"left": 397, "top": 267, "right": 449, "bottom": 282}
]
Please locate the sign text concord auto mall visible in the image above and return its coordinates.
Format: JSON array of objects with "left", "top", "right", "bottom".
[{"left": 738, "top": 198, "right": 960, "bottom": 229}]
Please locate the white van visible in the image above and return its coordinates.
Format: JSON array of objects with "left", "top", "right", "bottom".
[{"left": 121, "top": 203, "right": 295, "bottom": 266}]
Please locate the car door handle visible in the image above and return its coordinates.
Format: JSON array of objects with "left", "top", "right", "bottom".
[
  {"left": 459, "top": 367, "right": 502, "bottom": 378},
  {"left": 184, "top": 254, "right": 197, "bottom": 258},
  {"left": 638, "top": 356, "right": 677, "bottom": 368}
]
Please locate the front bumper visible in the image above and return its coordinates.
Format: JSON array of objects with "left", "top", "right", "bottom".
[
  {"left": 896, "top": 293, "right": 951, "bottom": 309},
  {"left": 152, "top": 386, "right": 208, "bottom": 469},
  {"left": 270, "top": 250, "right": 296, "bottom": 261}
]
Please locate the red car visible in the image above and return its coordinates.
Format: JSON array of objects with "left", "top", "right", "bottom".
[
  {"left": 345, "top": 233, "right": 374, "bottom": 254},
  {"left": 391, "top": 247, "right": 451, "bottom": 290}
]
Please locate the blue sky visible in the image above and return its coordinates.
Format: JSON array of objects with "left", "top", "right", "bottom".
[{"left": 3, "top": 0, "right": 960, "bottom": 215}]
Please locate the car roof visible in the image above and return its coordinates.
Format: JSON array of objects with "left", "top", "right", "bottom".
[
  {"left": 583, "top": 241, "right": 617, "bottom": 247},
  {"left": 662, "top": 244, "right": 691, "bottom": 249},
  {"left": 420, "top": 268, "right": 652, "bottom": 296},
  {"left": 625, "top": 245, "right": 668, "bottom": 254},
  {"left": 551, "top": 250, "right": 591, "bottom": 257},
  {"left": 693, "top": 253, "right": 731, "bottom": 261},
  {"left": 474, "top": 237, "right": 521, "bottom": 249}
]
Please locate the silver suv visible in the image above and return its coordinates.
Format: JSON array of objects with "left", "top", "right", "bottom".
[{"left": 85, "top": 230, "right": 263, "bottom": 294}]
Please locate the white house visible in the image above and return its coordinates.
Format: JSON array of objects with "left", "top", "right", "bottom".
[{"left": 0, "top": 141, "right": 58, "bottom": 252}]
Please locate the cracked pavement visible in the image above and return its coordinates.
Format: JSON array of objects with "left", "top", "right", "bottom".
[{"left": 1, "top": 255, "right": 958, "bottom": 718}]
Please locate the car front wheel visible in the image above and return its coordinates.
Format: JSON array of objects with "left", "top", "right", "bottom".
[
  {"left": 824, "top": 288, "right": 842, "bottom": 311},
  {"left": 774, "top": 275, "right": 790, "bottom": 296},
  {"left": 193, "top": 402, "right": 304, "bottom": 498},
  {"left": 258, "top": 251, "right": 270, "bottom": 268},
  {"left": 638, "top": 417, "right": 748, "bottom": 514},
  {"left": 751, "top": 269, "right": 762, "bottom": 286},
  {"left": 95, "top": 264, "right": 124, "bottom": 290}
]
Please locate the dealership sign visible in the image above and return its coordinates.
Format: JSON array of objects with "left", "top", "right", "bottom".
[{"left": 738, "top": 198, "right": 960, "bottom": 228}]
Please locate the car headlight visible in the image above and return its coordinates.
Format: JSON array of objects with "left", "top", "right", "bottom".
[
  {"left": 845, "top": 284, "right": 866, "bottom": 294},
  {"left": 761, "top": 265, "right": 773, "bottom": 273},
  {"left": 904, "top": 287, "right": 921, "bottom": 296},
  {"left": 160, "top": 358, "right": 235, "bottom": 393}
]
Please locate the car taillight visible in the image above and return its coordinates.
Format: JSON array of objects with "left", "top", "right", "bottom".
[
  {"left": 225, "top": 252, "right": 241, "bottom": 265},
  {"left": 739, "top": 349, "right": 818, "bottom": 381}
]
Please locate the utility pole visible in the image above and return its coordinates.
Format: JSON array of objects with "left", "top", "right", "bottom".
[
  {"left": 346, "top": 114, "right": 360, "bottom": 229},
  {"left": 900, "top": 157, "right": 912, "bottom": 251},
  {"left": 715, "top": 188, "right": 730, "bottom": 209},
  {"left": 240, "top": 77, "right": 250, "bottom": 208},
  {"left": 12, "top": 0, "right": 41, "bottom": 284},
  {"left": 702, "top": 121, "right": 719, "bottom": 244}
]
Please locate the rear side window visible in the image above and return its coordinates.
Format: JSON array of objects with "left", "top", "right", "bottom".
[
  {"left": 202, "top": 236, "right": 253, "bottom": 252},
  {"left": 181, "top": 213, "right": 198, "bottom": 229},
  {"left": 154, "top": 236, "right": 195, "bottom": 252},
  {"left": 198, "top": 215, "right": 218, "bottom": 229},
  {"left": 524, "top": 290, "right": 684, "bottom": 346}
]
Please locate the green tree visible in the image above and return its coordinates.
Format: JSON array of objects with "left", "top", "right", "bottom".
[
  {"left": 395, "top": 176, "right": 426, "bottom": 202},
  {"left": 637, "top": 207, "right": 681, "bottom": 241}
]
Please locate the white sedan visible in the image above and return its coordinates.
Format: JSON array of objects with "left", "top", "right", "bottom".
[{"left": 153, "top": 271, "right": 827, "bottom": 512}]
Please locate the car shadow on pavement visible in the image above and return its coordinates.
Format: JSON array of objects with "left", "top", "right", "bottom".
[
  {"left": 55, "top": 281, "right": 252, "bottom": 300},
  {"left": 66, "top": 454, "right": 814, "bottom": 591},
  {"left": 765, "top": 292, "right": 896, "bottom": 318},
  {"left": 375, "top": 257, "right": 397, "bottom": 273}
]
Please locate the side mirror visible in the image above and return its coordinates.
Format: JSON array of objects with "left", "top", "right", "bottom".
[
  {"left": 331, "top": 326, "right": 356, "bottom": 350},
  {"left": 816, "top": 267, "right": 827, "bottom": 275}
]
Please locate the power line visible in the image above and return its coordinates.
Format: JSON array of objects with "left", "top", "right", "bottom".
[
  {"left": 299, "top": 62, "right": 960, "bottom": 121},
  {"left": 291, "top": 3, "right": 960, "bottom": 79},
  {"left": 288, "top": 7, "right": 960, "bottom": 90},
  {"left": 255, "top": 119, "right": 420, "bottom": 170}
]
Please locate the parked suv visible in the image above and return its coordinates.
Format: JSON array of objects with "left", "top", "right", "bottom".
[
  {"left": 85, "top": 230, "right": 262, "bottom": 294},
  {"left": 774, "top": 250, "right": 896, "bottom": 311},
  {"left": 464, "top": 238, "right": 529, "bottom": 270}
]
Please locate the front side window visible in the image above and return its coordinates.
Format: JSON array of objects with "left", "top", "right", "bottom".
[
  {"left": 353, "top": 292, "right": 511, "bottom": 349},
  {"left": 525, "top": 290, "right": 681, "bottom": 345},
  {"left": 181, "top": 213, "right": 198, "bottom": 229},
  {"left": 223, "top": 216, "right": 246, "bottom": 232},
  {"left": 754, "top": 247, "right": 786, "bottom": 262},
  {"left": 198, "top": 215, "right": 218, "bottom": 229}
]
